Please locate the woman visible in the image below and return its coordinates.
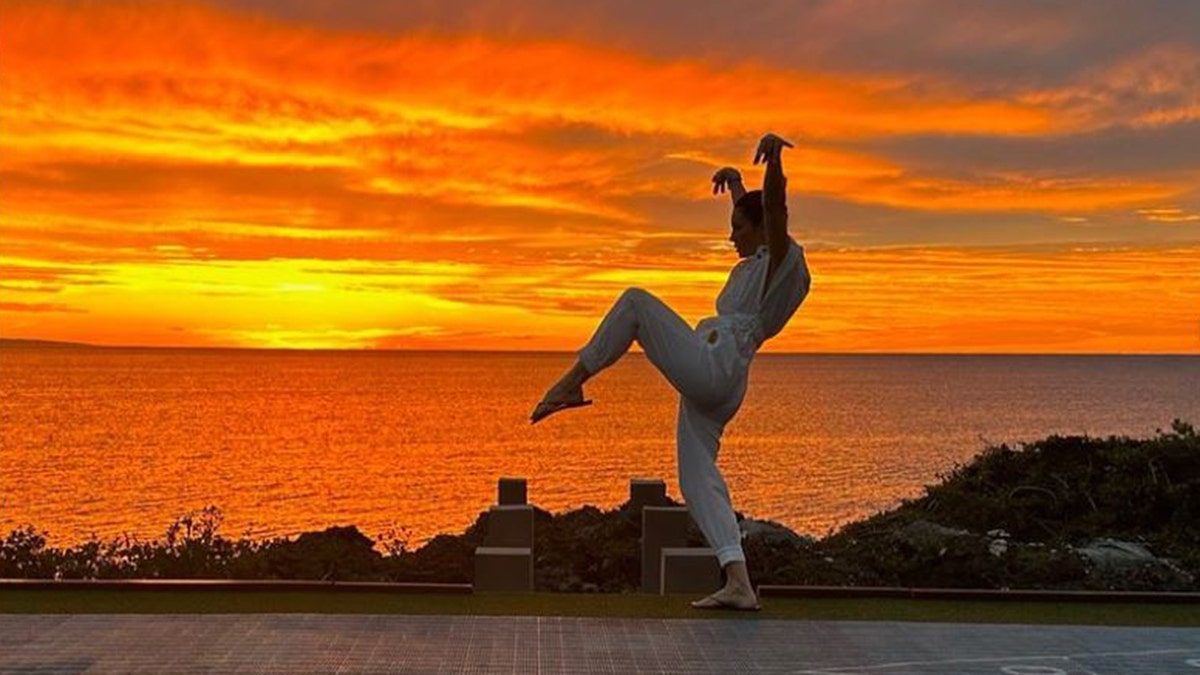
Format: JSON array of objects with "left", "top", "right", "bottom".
[{"left": 530, "top": 133, "right": 812, "bottom": 611}]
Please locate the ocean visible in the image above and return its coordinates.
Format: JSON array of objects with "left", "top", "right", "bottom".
[{"left": 1, "top": 346, "right": 1196, "bottom": 548}]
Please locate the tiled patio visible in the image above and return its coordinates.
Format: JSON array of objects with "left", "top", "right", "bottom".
[{"left": 1, "top": 614, "right": 1197, "bottom": 674}]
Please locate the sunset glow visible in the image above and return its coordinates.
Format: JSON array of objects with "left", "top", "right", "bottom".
[{"left": 2, "top": 1, "right": 1198, "bottom": 352}]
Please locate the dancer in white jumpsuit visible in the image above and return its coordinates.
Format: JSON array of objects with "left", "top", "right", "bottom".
[{"left": 531, "top": 133, "right": 811, "bottom": 611}]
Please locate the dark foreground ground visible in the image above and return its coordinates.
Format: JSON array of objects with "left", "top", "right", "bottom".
[{"left": 2, "top": 611, "right": 1197, "bottom": 674}]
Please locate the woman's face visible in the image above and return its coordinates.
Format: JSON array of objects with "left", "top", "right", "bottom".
[{"left": 729, "top": 211, "right": 764, "bottom": 258}]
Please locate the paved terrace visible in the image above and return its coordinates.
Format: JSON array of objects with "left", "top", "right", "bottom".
[{"left": 1, "top": 614, "right": 1198, "bottom": 674}]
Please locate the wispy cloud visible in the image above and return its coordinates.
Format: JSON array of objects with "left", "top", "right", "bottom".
[{"left": 1137, "top": 207, "right": 1200, "bottom": 223}]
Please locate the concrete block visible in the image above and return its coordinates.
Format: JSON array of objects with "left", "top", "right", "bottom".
[
  {"left": 641, "top": 506, "right": 689, "bottom": 593},
  {"left": 498, "top": 477, "right": 527, "bottom": 505},
  {"left": 484, "top": 505, "right": 534, "bottom": 548},
  {"left": 629, "top": 478, "right": 667, "bottom": 511},
  {"left": 473, "top": 547, "right": 533, "bottom": 591},
  {"left": 661, "top": 547, "right": 721, "bottom": 595}
]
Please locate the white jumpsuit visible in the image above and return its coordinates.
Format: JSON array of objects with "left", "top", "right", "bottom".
[{"left": 577, "top": 237, "right": 812, "bottom": 567}]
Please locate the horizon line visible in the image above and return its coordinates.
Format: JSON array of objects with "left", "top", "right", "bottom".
[{"left": 0, "top": 337, "right": 1194, "bottom": 357}]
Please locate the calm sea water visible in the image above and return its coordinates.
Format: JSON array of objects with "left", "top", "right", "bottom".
[{"left": 1, "top": 346, "right": 1196, "bottom": 548}]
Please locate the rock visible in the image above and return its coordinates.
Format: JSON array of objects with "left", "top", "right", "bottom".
[
  {"left": 892, "top": 520, "right": 970, "bottom": 551},
  {"left": 988, "top": 539, "right": 1008, "bottom": 557},
  {"left": 1072, "top": 538, "right": 1195, "bottom": 591},
  {"left": 739, "top": 519, "right": 812, "bottom": 547},
  {"left": 1073, "top": 538, "right": 1155, "bottom": 570},
  {"left": 987, "top": 529, "right": 1010, "bottom": 557}
]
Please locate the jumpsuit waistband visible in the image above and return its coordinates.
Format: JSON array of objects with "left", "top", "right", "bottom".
[{"left": 696, "top": 313, "right": 763, "bottom": 361}]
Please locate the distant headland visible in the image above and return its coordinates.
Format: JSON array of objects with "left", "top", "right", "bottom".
[{"left": 0, "top": 338, "right": 97, "bottom": 349}]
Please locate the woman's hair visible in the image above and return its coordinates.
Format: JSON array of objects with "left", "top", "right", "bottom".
[{"left": 733, "top": 190, "right": 764, "bottom": 227}]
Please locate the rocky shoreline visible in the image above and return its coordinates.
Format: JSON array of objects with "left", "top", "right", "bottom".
[{"left": 4, "top": 421, "right": 1196, "bottom": 591}]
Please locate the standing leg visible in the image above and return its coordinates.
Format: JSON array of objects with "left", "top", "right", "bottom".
[
  {"left": 676, "top": 397, "right": 743, "bottom": 566},
  {"left": 677, "top": 396, "right": 759, "bottom": 610}
]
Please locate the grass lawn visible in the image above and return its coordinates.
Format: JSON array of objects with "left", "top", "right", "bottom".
[{"left": 2, "top": 589, "right": 1197, "bottom": 626}]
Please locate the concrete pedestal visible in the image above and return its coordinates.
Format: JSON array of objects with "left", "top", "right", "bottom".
[
  {"left": 498, "top": 477, "right": 527, "bottom": 505},
  {"left": 661, "top": 547, "right": 721, "bottom": 594},
  {"left": 641, "top": 506, "right": 689, "bottom": 593},
  {"left": 629, "top": 478, "right": 667, "bottom": 511},
  {"left": 483, "top": 505, "right": 534, "bottom": 548},
  {"left": 473, "top": 547, "right": 533, "bottom": 591}
]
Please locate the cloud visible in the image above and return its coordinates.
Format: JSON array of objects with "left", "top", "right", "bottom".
[
  {"left": 1, "top": 1, "right": 1198, "bottom": 352},
  {"left": 1137, "top": 208, "right": 1200, "bottom": 224},
  {"left": 0, "top": 301, "right": 87, "bottom": 314},
  {"left": 0, "top": 1, "right": 1057, "bottom": 146},
  {"left": 213, "top": 0, "right": 1200, "bottom": 88},
  {"left": 858, "top": 121, "right": 1200, "bottom": 180}
]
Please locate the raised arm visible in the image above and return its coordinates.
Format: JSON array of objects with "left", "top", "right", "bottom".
[
  {"left": 753, "top": 133, "right": 794, "bottom": 293},
  {"left": 711, "top": 166, "right": 746, "bottom": 205}
]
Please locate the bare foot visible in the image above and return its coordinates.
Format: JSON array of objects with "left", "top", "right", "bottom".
[{"left": 690, "top": 583, "right": 760, "bottom": 611}]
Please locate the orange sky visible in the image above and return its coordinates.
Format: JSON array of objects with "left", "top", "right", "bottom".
[{"left": 2, "top": 1, "right": 1198, "bottom": 352}]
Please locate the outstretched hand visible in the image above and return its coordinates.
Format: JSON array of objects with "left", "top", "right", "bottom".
[
  {"left": 711, "top": 167, "right": 742, "bottom": 195},
  {"left": 753, "top": 133, "right": 794, "bottom": 165}
]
